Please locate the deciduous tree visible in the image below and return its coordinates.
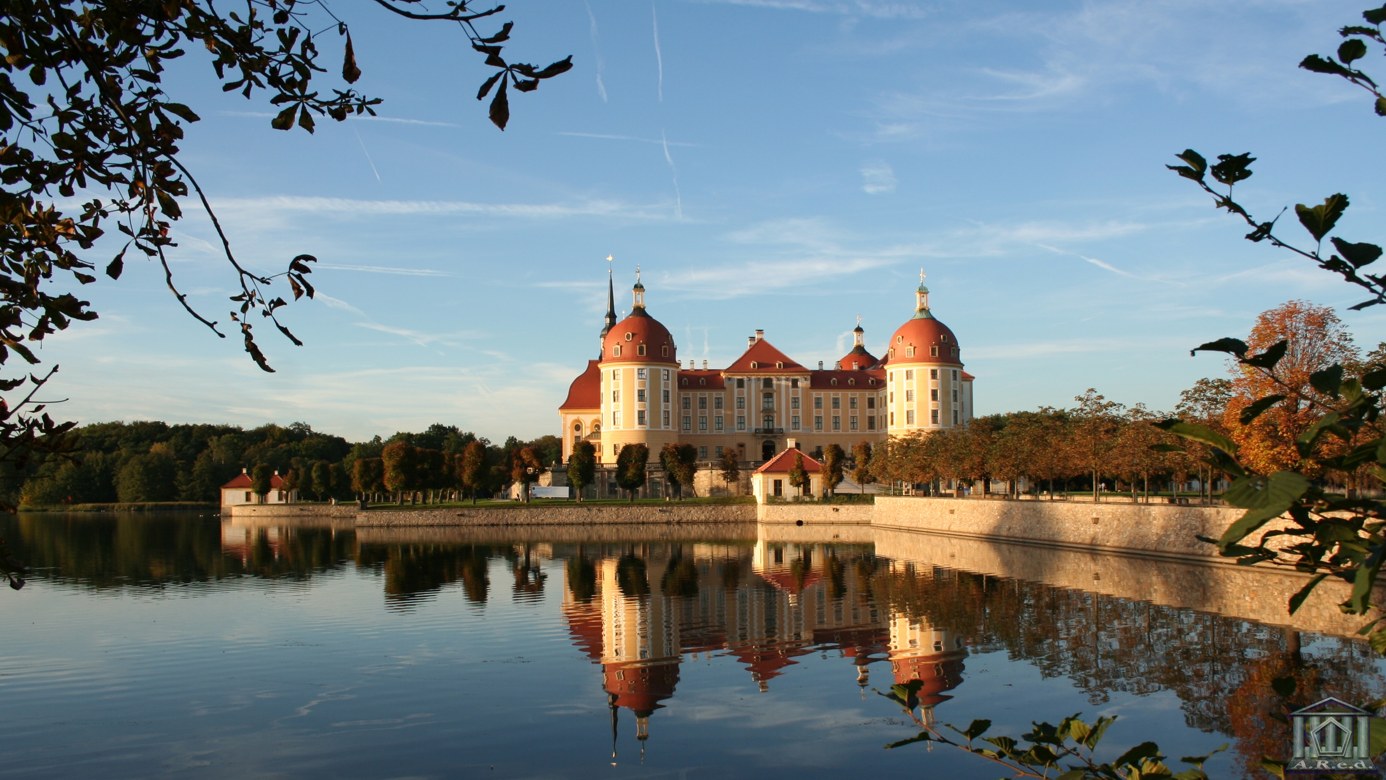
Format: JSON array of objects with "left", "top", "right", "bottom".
[
  {"left": 615, "top": 444, "right": 648, "bottom": 502},
  {"left": 822, "top": 444, "right": 845, "bottom": 497},
  {"left": 566, "top": 440, "right": 596, "bottom": 502}
]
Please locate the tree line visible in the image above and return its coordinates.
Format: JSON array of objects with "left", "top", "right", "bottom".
[{"left": 9, "top": 420, "right": 561, "bottom": 507}]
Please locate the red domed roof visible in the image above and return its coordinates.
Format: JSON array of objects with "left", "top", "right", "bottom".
[
  {"left": 884, "top": 314, "right": 962, "bottom": 366},
  {"left": 559, "top": 360, "right": 601, "bottom": 411},
  {"left": 601, "top": 309, "right": 677, "bottom": 365}
]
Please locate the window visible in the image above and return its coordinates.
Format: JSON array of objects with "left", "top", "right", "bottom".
[
  {"left": 930, "top": 388, "right": 938, "bottom": 401},
  {"left": 637, "top": 344, "right": 646, "bottom": 356},
  {"left": 637, "top": 410, "right": 646, "bottom": 425},
  {"left": 736, "top": 397, "right": 745, "bottom": 410},
  {"left": 831, "top": 397, "right": 840, "bottom": 409},
  {"left": 889, "top": 391, "right": 894, "bottom": 403},
  {"left": 791, "top": 397, "right": 800, "bottom": 410},
  {"left": 612, "top": 369, "right": 620, "bottom": 381},
  {"left": 762, "top": 394, "right": 774, "bottom": 410},
  {"left": 624, "top": 332, "right": 633, "bottom": 341},
  {"left": 906, "top": 346, "right": 915, "bottom": 358},
  {"left": 905, "top": 389, "right": 914, "bottom": 402},
  {"left": 699, "top": 416, "right": 708, "bottom": 432},
  {"left": 908, "top": 409, "right": 916, "bottom": 425},
  {"left": 662, "top": 345, "right": 669, "bottom": 357},
  {"left": 930, "top": 368, "right": 938, "bottom": 379},
  {"left": 814, "top": 397, "right": 823, "bottom": 409},
  {"left": 762, "top": 414, "right": 774, "bottom": 430},
  {"left": 612, "top": 411, "right": 619, "bottom": 426},
  {"left": 954, "top": 409, "right": 960, "bottom": 425},
  {"left": 906, "top": 369, "right": 914, "bottom": 381},
  {"left": 714, "top": 397, "right": 724, "bottom": 410},
  {"left": 832, "top": 416, "right": 840, "bottom": 431},
  {"left": 890, "top": 412, "right": 895, "bottom": 425},
  {"left": 699, "top": 446, "right": 708, "bottom": 459},
  {"left": 663, "top": 369, "right": 670, "bottom": 381},
  {"left": 953, "top": 370, "right": 959, "bottom": 381},
  {"left": 637, "top": 388, "right": 646, "bottom": 402},
  {"left": 698, "top": 396, "right": 707, "bottom": 409},
  {"left": 663, "top": 410, "right": 670, "bottom": 426},
  {"left": 715, "top": 417, "right": 724, "bottom": 432},
  {"left": 849, "top": 396, "right": 858, "bottom": 409},
  {"left": 763, "top": 378, "right": 774, "bottom": 389},
  {"left": 791, "top": 415, "right": 800, "bottom": 429},
  {"left": 931, "top": 345, "right": 939, "bottom": 357},
  {"left": 737, "top": 415, "right": 746, "bottom": 430},
  {"left": 682, "top": 415, "right": 691, "bottom": 431},
  {"left": 662, "top": 389, "right": 670, "bottom": 403},
  {"left": 791, "top": 379, "right": 799, "bottom": 388},
  {"left": 637, "top": 368, "right": 647, "bottom": 380},
  {"left": 612, "top": 389, "right": 620, "bottom": 403},
  {"left": 952, "top": 389, "right": 958, "bottom": 402},
  {"left": 867, "top": 416, "right": 876, "bottom": 431},
  {"left": 613, "top": 345, "right": 621, "bottom": 357},
  {"left": 736, "top": 378, "right": 745, "bottom": 388},
  {"left": 931, "top": 409, "right": 939, "bottom": 424},
  {"left": 814, "top": 415, "right": 823, "bottom": 430},
  {"left": 682, "top": 397, "right": 691, "bottom": 410},
  {"left": 850, "top": 417, "right": 858, "bottom": 431},
  {"left": 867, "top": 397, "right": 876, "bottom": 409},
  {"left": 715, "top": 446, "right": 723, "bottom": 457}
]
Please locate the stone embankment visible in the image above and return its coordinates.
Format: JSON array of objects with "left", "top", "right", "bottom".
[{"left": 354, "top": 502, "right": 756, "bottom": 527}]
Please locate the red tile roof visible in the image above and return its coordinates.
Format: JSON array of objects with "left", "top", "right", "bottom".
[
  {"left": 808, "top": 369, "right": 884, "bottom": 390},
  {"left": 725, "top": 337, "right": 806, "bottom": 374},
  {"left": 220, "top": 470, "right": 286, "bottom": 489},
  {"left": 559, "top": 359, "right": 601, "bottom": 411},
  {"left": 677, "top": 370, "right": 725, "bottom": 390},
  {"left": 601, "top": 310, "right": 677, "bottom": 365},
  {"left": 882, "top": 314, "right": 962, "bottom": 367},
  {"left": 754, "top": 448, "right": 822, "bottom": 474}
]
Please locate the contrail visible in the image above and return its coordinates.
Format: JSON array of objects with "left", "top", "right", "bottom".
[
  {"left": 652, "top": 3, "right": 664, "bottom": 102},
  {"left": 354, "top": 128, "right": 382, "bottom": 183},
  {"left": 662, "top": 129, "right": 682, "bottom": 219},
  {"left": 585, "top": 0, "right": 608, "bottom": 103}
]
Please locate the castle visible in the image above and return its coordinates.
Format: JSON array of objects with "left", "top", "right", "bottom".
[{"left": 558, "top": 267, "right": 974, "bottom": 468}]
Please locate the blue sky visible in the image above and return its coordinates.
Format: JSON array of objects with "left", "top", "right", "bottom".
[{"left": 38, "top": 0, "right": 1386, "bottom": 445}]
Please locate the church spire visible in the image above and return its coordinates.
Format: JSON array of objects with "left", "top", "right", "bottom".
[{"left": 600, "top": 255, "right": 617, "bottom": 355}]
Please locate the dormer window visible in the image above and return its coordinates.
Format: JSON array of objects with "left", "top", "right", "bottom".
[
  {"left": 625, "top": 332, "right": 633, "bottom": 341},
  {"left": 776, "top": 362, "right": 784, "bottom": 369},
  {"left": 896, "top": 335, "right": 903, "bottom": 343},
  {"left": 637, "top": 344, "right": 647, "bottom": 356},
  {"left": 613, "top": 345, "right": 622, "bottom": 357},
  {"left": 931, "top": 345, "right": 939, "bottom": 357},
  {"left": 750, "top": 361, "right": 758, "bottom": 368},
  {"left": 830, "top": 379, "right": 838, "bottom": 386},
  {"left": 848, "top": 378, "right": 855, "bottom": 386},
  {"left": 699, "top": 378, "right": 706, "bottom": 386},
  {"left": 661, "top": 345, "right": 669, "bottom": 357},
  {"left": 906, "top": 346, "right": 915, "bottom": 358}
]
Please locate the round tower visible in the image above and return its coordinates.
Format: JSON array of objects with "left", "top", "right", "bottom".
[
  {"left": 597, "top": 268, "right": 681, "bottom": 462},
  {"left": 884, "top": 271, "right": 969, "bottom": 436}
]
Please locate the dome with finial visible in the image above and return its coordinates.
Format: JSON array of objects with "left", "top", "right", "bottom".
[
  {"left": 837, "top": 316, "right": 878, "bottom": 370},
  {"left": 601, "top": 267, "right": 677, "bottom": 365},
  {"left": 884, "top": 270, "right": 962, "bottom": 367}
]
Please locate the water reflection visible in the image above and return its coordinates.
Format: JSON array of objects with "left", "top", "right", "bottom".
[{"left": 3, "top": 512, "right": 1383, "bottom": 777}]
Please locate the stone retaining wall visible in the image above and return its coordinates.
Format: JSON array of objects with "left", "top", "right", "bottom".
[
  {"left": 225, "top": 503, "right": 357, "bottom": 520},
  {"left": 355, "top": 502, "right": 756, "bottom": 527},
  {"left": 756, "top": 503, "right": 873, "bottom": 526},
  {"left": 873, "top": 495, "right": 1247, "bottom": 561}
]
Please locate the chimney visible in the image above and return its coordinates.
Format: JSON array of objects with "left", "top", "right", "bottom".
[
  {"left": 852, "top": 361, "right": 859, "bottom": 370},
  {"left": 702, "top": 359, "right": 708, "bottom": 370},
  {"left": 786, "top": 438, "right": 798, "bottom": 451},
  {"left": 817, "top": 361, "right": 823, "bottom": 370},
  {"left": 755, "top": 329, "right": 764, "bottom": 342},
  {"left": 747, "top": 335, "right": 755, "bottom": 348}
]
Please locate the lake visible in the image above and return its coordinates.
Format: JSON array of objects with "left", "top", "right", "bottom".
[{"left": 1, "top": 511, "right": 1381, "bottom": 779}]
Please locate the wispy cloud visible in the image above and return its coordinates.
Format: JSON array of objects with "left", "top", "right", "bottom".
[
  {"left": 315, "top": 263, "right": 454, "bottom": 278},
  {"left": 661, "top": 129, "right": 683, "bottom": 219},
  {"left": 219, "top": 110, "right": 461, "bottom": 128},
  {"left": 214, "top": 195, "right": 672, "bottom": 221},
  {"left": 557, "top": 131, "right": 696, "bottom": 147},
  {"left": 860, "top": 161, "right": 896, "bottom": 194},
  {"left": 690, "top": 0, "right": 930, "bottom": 19}
]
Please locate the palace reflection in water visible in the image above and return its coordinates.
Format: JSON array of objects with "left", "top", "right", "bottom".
[{"left": 4, "top": 512, "right": 1384, "bottom": 778}]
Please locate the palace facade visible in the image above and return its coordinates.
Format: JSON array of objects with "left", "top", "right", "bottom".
[{"left": 558, "top": 270, "right": 974, "bottom": 466}]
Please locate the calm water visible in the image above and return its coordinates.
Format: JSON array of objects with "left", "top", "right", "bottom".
[{"left": 1, "top": 512, "right": 1382, "bottom": 779}]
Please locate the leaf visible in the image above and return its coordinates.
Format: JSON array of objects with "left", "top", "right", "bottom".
[
  {"left": 1243, "top": 340, "right": 1287, "bottom": 369},
  {"left": 342, "top": 30, "right": 361, "bottom": 84},
  {"left": 960, "top": 719, "right": 992, "bottom": 741},
  {"left": 105, "top": 251, "right": 124, "bottom": 280},
  {"left": 1376, "top": 96, "right": 1386, "bottom": 117},
  {"left": 1309, "top": 364, "right": 1345, "bottom": 395},
  {"left": 476, "top": 71, "right": 503, "bottom": 101},
  {"left": 1344, "top": 543, "right": 1385, "bottom": 614},
  {"left": 884, "top": 732, "right": 933, "bottom": 750},
  {"left": 1366, "top": 7, "right": 1386, "bottom": 24},
  {"left": 489, "top": 78, "right": 509, "bottom": 130},
  {"left": 1114, "top": 741, "right": 1161, "bottom": 768},
  {"left": 1339, "top": 38, "right": 1369, "bottom": 64},
  {"left": 1191, "top": 337, "right": 1247, "bottom": 359},
  {"left": 1331, "top": 237, "right": 1383, "bottom": 268},
  {"left": 162, "top": 102, "right": 200, "bottom": 123},
  {"left": 297, "top": 107, "right": 315, "bottom": 133},
  {"left": 1238, "top": 394, "right": 1285, "bottom": 425},
  {"left": 1295, "top": 194, "right": 1349, "bottom": 242},
  {"left": 1210, "top": 153, "right": 1255, "bottom": 186},
  {"left": 271, "top": 105, "right": 297, "bottom": 131},
  {"left": 1220, "top": 472, "right": 1312, "bottom": 547},
  {"left": 1301, "top": 53, "right": 1354, "bottom": 77},
  {"left": 1167, "top": 149, "right": 1207, "bottom": 182},
  {"left": 532, "top": 55, "right": 574, "bottom": 80}
]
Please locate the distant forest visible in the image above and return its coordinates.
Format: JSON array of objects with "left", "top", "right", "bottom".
[{"left": 6, "top": 421, "right": 561, "bottom": 507}]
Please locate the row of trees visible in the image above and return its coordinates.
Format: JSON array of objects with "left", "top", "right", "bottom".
[{"left": 11, "top": 420, "right": 562, "bottom": 507}]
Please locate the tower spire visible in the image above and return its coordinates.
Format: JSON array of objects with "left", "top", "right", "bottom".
[
  {"left": 600, "top": 255, "right": 617, "bottom": 354},
  {"left": 914, "top": 267, "right": 932, "bottom": 318}
]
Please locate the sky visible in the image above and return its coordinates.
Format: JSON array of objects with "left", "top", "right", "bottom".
[{"left": 33, "top": 0, "right": 1386, "bottom": 445}]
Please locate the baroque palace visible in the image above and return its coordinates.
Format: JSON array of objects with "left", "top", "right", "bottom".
[{"left": 558, "top": 268, "right": 974, "bottom": 468}]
